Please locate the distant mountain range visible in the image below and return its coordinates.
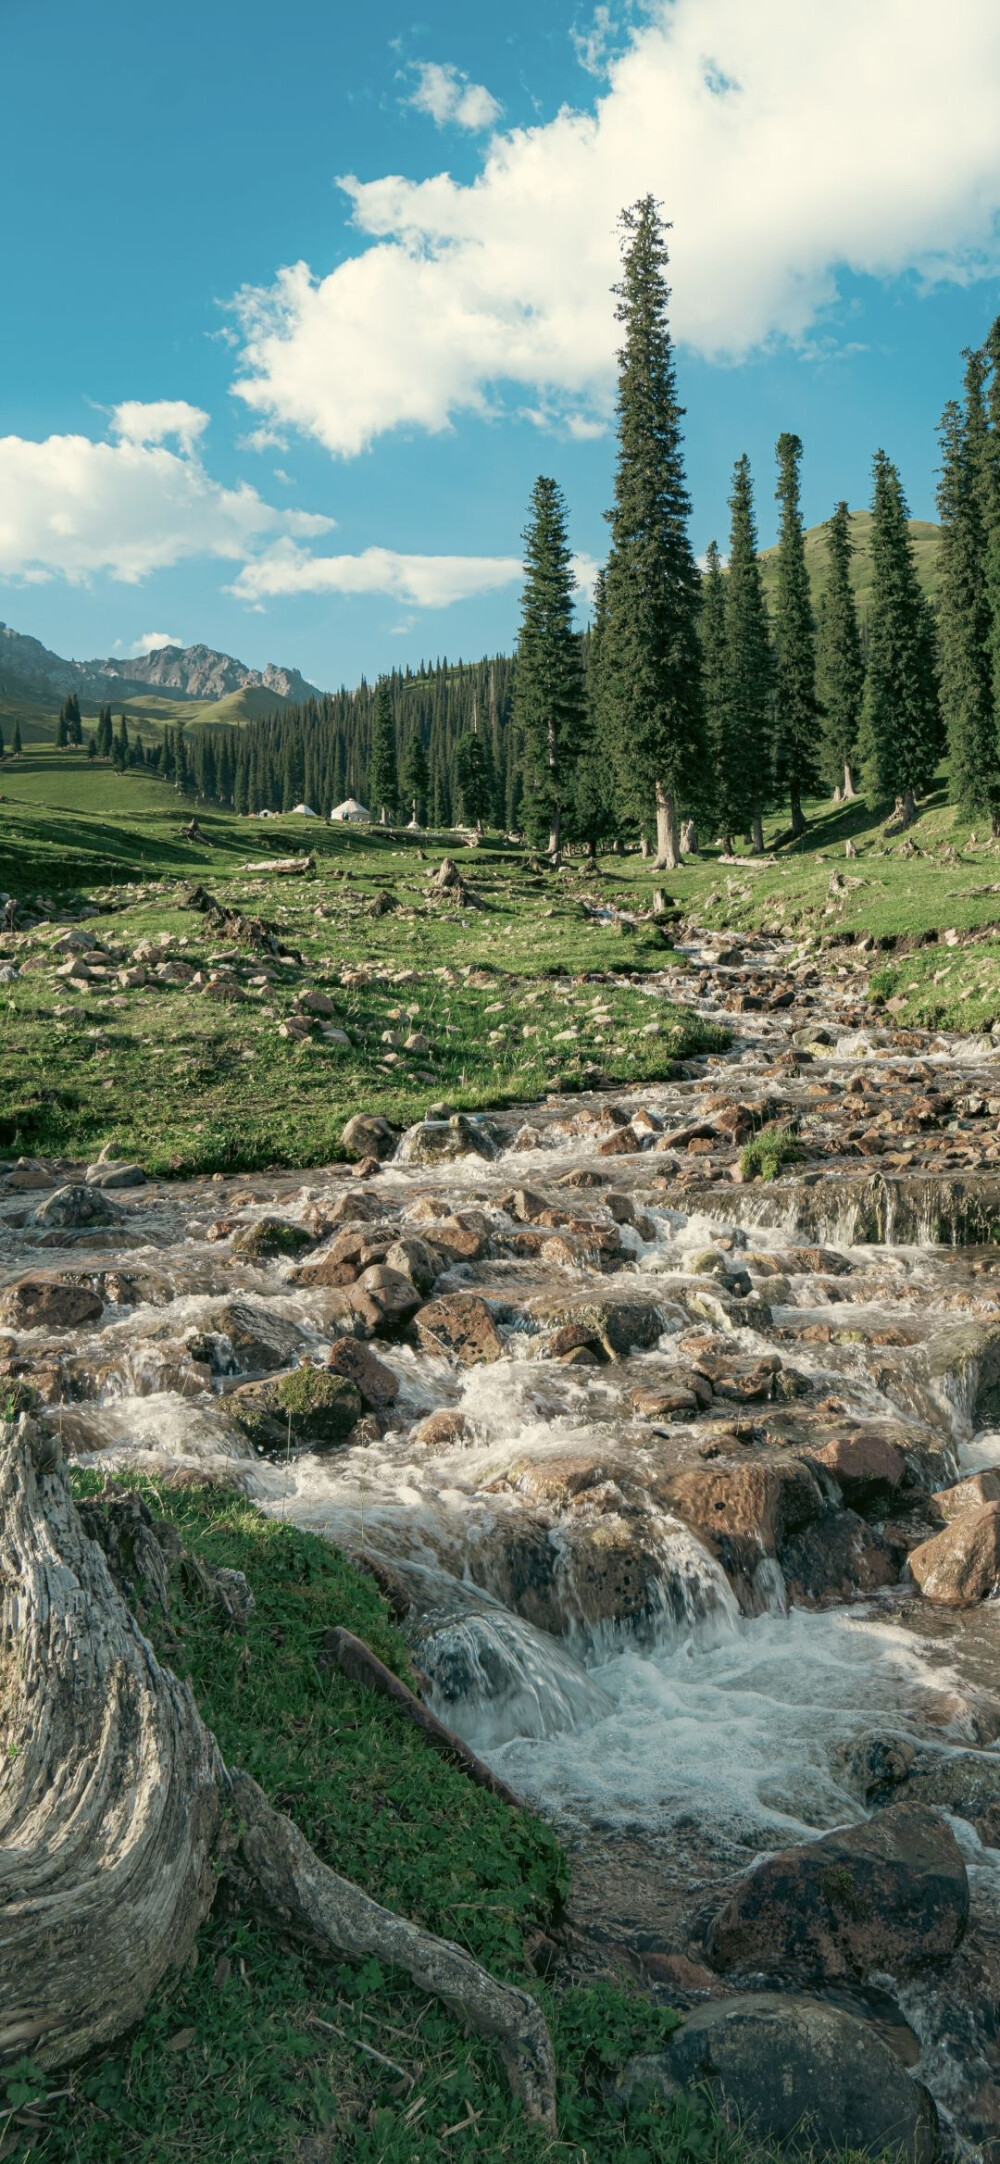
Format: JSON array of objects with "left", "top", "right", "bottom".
[{"left": 0, "top": 624, "right": 320, "bottom": 713}]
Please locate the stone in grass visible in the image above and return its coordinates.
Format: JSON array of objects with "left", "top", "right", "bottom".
[
  {"left": 231, "top": 1218, "right": 315, "bottom": 1262},
  {"left": 341, "top": 1114, "right": 397, "bottom": 1162},
  {"left": 230, "top": 1366, "right": 362, "bottom": 1454},
  {"left": 32, "top": 1184, "right": 122, "bottom": 1229},
  {"left": 85, "top": 1161, "right": 147, "bottom": 1190},
  {"left": 620, "top": 1995, "right": 939, "bottom": 2164},
  {"left": 708, "top": 1800, "right": 968, "bottom": 1981}
]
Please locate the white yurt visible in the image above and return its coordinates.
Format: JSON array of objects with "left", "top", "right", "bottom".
[
  {"left": 290, "top": 803, "right": 319, "bottom": 817},
  {"left": 329, "top": 798, "right": 371, "bottom": 823}
]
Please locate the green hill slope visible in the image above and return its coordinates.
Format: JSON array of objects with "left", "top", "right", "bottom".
[{"left": 758, "top": 509, "right": 942, "bottom": 618}]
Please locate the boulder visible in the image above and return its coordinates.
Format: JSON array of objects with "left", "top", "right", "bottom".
[
  {"left": 327, "top": 1338, "right": 399, "bottom": 1410},
  {"left": 188, "top": 1299, "right": 305, "bottom": 1376},
  {"left": 382, "top": 1236, "right": 443, "bottom": 1295},
  {"left": 0, "top": 1273, "right": 104, "bottom": 1331},
  {"left": 780, "top": 1511, "right": 900, "bottom": 1606},
  {"left": 923, "top": 1320, "right": 1000, "bottom": 1431},
  {"left": 341, "top": 1114, "right": 397, "bottom": 1162},
  {"left": 621, "top": 1994, "right": 938, "bottom": 2164},
  {"left": 527, "top": 1293, "right": 664, "bottom": 1361},
  {"left": 830, "top": 1734, "right": 916, "bottom": 1803},
  {"left": 932, "top": 1469, "right": 1000, "bottom": 1518},
  {"left": 350, "top": 1265, "right": 423, "bottom": 1336},
  {"left": 84, "top": 1161, "right": 147, "bottom": 1190},
  {"left": 660, "top": 1460, "right": 824, "bottom": 1559},
  {"left": 230, "top": 1367, "right": 362, "bottom": 1453},
  {"left": 709, "top": 1800, "right": 968, "bottom": 1981},
  {"left": 294, "top": 1228, "right": 392, "bottom": 1286},
  {"left": 412, "top": 1293, "right": 503, "bottom": 1366},
  {"left": 805, "top": 1431, "right": 908, "bottom": 1507},
  {"left": 32, "top": 1184, "right": 121, "bottom": 1229},
  {"left": 421, "top": 1212, "right": 489, "bottom": 1263},
  {"left": 231, "top": 1218, "right": 314, "bottom": 1263},
  {"left": 908, "top": 1503, "right": 1000, "bottom": 1606},
  {"left": 396, "top": 1116, "right": 497, "bottom": 1166},
  {"left": 410, "top": 1409, "right": 470, "bottom": 1448}
]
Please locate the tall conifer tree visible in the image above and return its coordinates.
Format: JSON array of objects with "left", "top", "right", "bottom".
[
  {"left": 701, "top": 542, "right": 730, "bottom": 844},
  {"left": 401, "top": 732, "right": 430, "bottom": 825},
  {"left": 724, "top": 454, "right": 772, "bottom": 851},
  {"left": 859, "top": 450, "right": 941, "bottom": 817},
  {"left": 817, "top": 502, "right": 865, "bottom": 799},
  {"left": 368, "top": 677, "right": 399, "bottom": 823},
  {"left": 573, "top": 566, "right": 618, "bottom": 859},
  {"left": 937, "top": 353, "right": 998, "bottom": 828},
  {"left": 602, "top": 198, "right": 705, "bottom": 868},
  {"left": 773, "top": 433, "right": 819, "bottom": 836},
  {"left": 512, "top": 475, "right": 585, "bottom": 855}
]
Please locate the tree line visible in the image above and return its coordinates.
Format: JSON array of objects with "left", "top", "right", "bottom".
[{"left": 16, "top": 199, "right": 1000, "bottom": 853}]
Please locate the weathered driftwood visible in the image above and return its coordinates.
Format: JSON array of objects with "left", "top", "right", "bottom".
[
  {"left": 320, "top": 1625, "right": 525, "bottom": 1808},
  {"left": 0, "top": 1419, "right": 557, "bottom": 2128}
]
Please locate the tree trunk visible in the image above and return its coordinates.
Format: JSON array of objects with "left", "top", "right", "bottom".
[
  {"left": 991, "top": 810, "right": 1000, "bottom": 841},
  {"left": 722, "top": 833, "right": 735, "bottom": 857},
  {"left": 547, "top": 803, "right": 560, "bottom": 857},
  {"left": 680, "top": 819, "right": 698, "bottom": 856},
  {"left": 843, "top": 763, "right": 857, "bottom": 800},
  {"left": 789, "top": 786, "right": 806, "bottom": 839},
  {"left": 586, "top": 838, "right": 598, "bottom": 864},
  {"left": 653, "top": 782, "right": 680, "bottom": 870},
  {"left": 751, "top": 804, "right": 764, "bottom": 854},
  {"left": 640, "top": 835, "right": 650, "bottom": 859},
  {"left": 0, "top": 1419, "right": 557, "bottom": 2130}
]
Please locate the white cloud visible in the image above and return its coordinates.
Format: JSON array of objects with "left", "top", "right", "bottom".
[
  {"left": 231, "top": 0, "right": 1000, "bottom": 457},
  {"left": 0, "top": 405, "right": 332, "bottom": 585},
  {"left": 114, "top": 630, "right": 184, "bottom": 655},
  {"left": 571, "top": 5, "right": 619, "bottom": 78},
  {"left": 408, "top": 62, "right": 502, "bottom": 132},
  {"left": 228, "top": 541, "right": 524, "bottom": 609}
]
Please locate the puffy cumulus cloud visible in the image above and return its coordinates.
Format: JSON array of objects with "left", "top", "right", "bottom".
[
  {"left": 408, "top": 61, "right": 502, "bottom": 132},
  {"left": 0, "top": 409, "right": 332, "bottom": 585},
  {"left": 228, "top": 541, "right": 524, "bottom": 609},
  {"left": 231, "top": 0, "right": 1000, "bottom": 457},
  {"left": 120, "top": 631, "right": 184, "bottom": 655}
]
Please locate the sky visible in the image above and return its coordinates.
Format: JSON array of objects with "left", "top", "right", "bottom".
[{"left": 4, "top": 0, "right": 1000, "bottom": 692}]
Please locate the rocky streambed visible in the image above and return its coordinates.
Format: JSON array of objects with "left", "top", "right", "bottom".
[{"left": 7, "top": 928, "right": 1000, "bottom": 2156}]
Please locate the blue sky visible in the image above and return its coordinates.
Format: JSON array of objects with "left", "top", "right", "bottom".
[{"left": 3, "top": 0, "right": 1000, "bottom": 691}]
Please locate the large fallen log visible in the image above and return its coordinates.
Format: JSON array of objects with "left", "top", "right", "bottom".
[{"left": 0, "top": 1418, "right": 556, "bottom": 2129}]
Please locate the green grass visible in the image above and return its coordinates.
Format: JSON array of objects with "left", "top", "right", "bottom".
[
  {"left": 757, "top": 508, "right": 941, "bottom": 621},
  {"left": 738, "top": 1123, "right": 805, "bottom": 1183},
  {"left": 2, "top": 1472, "right": 756, "bottom": 2164}
]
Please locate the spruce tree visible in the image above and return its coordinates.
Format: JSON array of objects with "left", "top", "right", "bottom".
[
  {"left": 859, "top": 450, "right": 941, "bottom": 817},
  {"left": 700, "top": 542, "right": 730, "bottom": 843},
  {"left": 67, "top": 693, "right": 82, "bottom": 746},
  {"left": 723, "top": 454, "right": 772, "bottom": 851},
  {"left": 56, "top": 703, "right": 68, "bottom": 749},
  {"left": 573, "top": 566, "right": 618, "bottom": 860},
  {"left": 512, "top": 475, "right": 586, "bottom": 855},
  {"left": 454, "top": 730, "right": 490, "bottom": 830},
  {"left": 87, "top": 735, "right": 97, "bottom": 760},
  {"left": 368, "top": 677, "right": 398, "bottom": 823},
  {"left": 773, "top": 433, "right": 819, "bottom": 835},
  {"left": 602, "top": 198, "right": 705, "bottom": 868},
  {"left": 937, "top": 354, "right": 998, "bottom": 829},
  {"left": 401, "top": 732, "right": 430, "bottom": 825},
  {"left": 0, "top": 723, "right": 4, "bottom": 759},
  {"left": 817, "top": 502, "right": 865, "bottom": 798},
  {"left": 11, "top": 721, "right": 22, "bottom": 756}
]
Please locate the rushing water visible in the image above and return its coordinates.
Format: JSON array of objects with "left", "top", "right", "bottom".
[{"left": 7, "top": 928, "right": 1000, "bottom": 2145}]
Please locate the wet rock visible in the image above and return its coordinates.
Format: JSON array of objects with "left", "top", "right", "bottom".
[
  {"left": 908, "top": 1503, "right": 1000, "bottom": 1605},
  {"left": 189, "top": 1299, "right": 305, "bottom": 1375},
  {"left": 660, "top": 1460, "right": 825, "bottom": 1568},
  {"left": 923, "top": 1319, "right": 1000, "bottom": 1429},
  {"left": 499, "top": 1187, "right": 553, "bottom": 1222},
  {"left": 831, "top": 1733, "right": 917, "bottom": 1802},
  {"left": 932, "top": 1469, "right": 1000, "bottom": 1518},
  {"left": 780, "top": 1511, "right": 900, "bottom": 1606},
  {"left": 293, "top": 1227, "right": 392, "bottom": 1286},
  {"left": 542, "top": 1322, "right": 608, "bottom": 1363},
  {"left": 621, "top": 1994, "right": 939, "bottom": 2163},
  {"left": 412, "top": 1293, "right": 503, "bottom": 1365},
  {"left": 708, "top": 1800, "right": 968, "bottom": 1982},
  {"left": 630, "top": 1383, "right": 699, "bottom": 1420},
  {"left": 231, "top": 1366, "right": 362, "bottom": 1452},
  {"left": 341, "top": 1113, "right": 397, "bottom": 1162},
  {"left": 528, "top": 1293, "right": 664, "bottom": 1360},
  {"left": 382, "top": 1236, "right": 443, "bottom": 1295},
  {"left": 343, "top": 1265, "right": 423, "bottom": 1338},
  {"left": 84, "top": 1161, "right": 147, "bottom": 1190},
  {"left": 32, "top": 1183, "right": 121, "bottom": 1229},
  {"left": 397, "top": 1115, "right": 497, "bottom": 1165},
  {"left": 0, "top": 1273, "right": 104, "bottom": 1330},
  {"left": 327, "top": 1337, "right": 399, "bottom": 1410},
  {"left": 231, "top": 1218, "right": 314, "bottom": 1262},
  {"left": 421, "top": 1212, "right": 489, "bottom": 1263},
  {"left": 410, "top": 1409, "right": 470, "bottom": 1447},
  {"left": 804, "top": 1432, "right": 908, "bottom": 1507}
]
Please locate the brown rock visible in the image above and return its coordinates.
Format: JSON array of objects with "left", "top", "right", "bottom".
[
  {"left": 352, "top": 1265, "right": 423, "bottom": 1335},
  {"left": 932, "top": 1470, "right": 1000, "bottom": 1518},
  {"left": 341, "top": 1114, "right": 397, "bottom": 1161},
  {"left": 542, "top": 1322, "right": 608, "bottom": 1362},
  {"left": 424, "top": 1212, "right": 489, "bottom": 1263},
  {"left": 909, "top": 1503, "right": 1000, "bottom": 1605},
  {"left": 709, "top": 1801, "right": 968, "bottom": 1983},
  {"left": 631, "top": 1384, "right": 698, "bottom": 1420},
  {"left": 0, "top": 1274, "right": 103, "bottom": 1331},
  {"left": 327, "top": 1338, "right": 399, "bottom": 1409},
  {"left": 662, "top": 1460, "right": 824, "bottom": 1556},
  {"left": 498, "top": 1188, "right": 551, "bottom": 1222},
  {"left": 413, "top": 1293, "right": 503, "bottom": 1365},
  {"left": 382, "top": 1236, "right": 443, "bottom": 1294},
  {"left": 410, "top": 1408, "right": 470, "bottom": 1447},
  {"left": 806, "top": 1432, "right": 908, "bottom": 1505},
  {"left": 780, "top": 1512, "right": 900, "bottom": 1606},
  {"left": 597, "top": 1127, "right": 641, "bottom": 1156}
]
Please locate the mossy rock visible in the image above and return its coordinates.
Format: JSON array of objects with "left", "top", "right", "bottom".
[
  {"left": 231, "top": 1218, "right": 315, "bottom": 1262},
  {"left": 231, "top": 1366, "right": 362, "bottom": 1453}
]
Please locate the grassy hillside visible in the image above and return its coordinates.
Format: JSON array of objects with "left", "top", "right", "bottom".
[
  {"left": 0, "top": 679, "right": 292, "bottom": 747},
  {"left": 757, "top": 508, "right": 941, "bottom": 619}
]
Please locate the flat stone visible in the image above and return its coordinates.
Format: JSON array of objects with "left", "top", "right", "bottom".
[
  {"left": 84, "top": 1161, "right": 147, "bottom": 1190},
  {"left": 0, "top": 1273, "right": 104, "bottom": 1330},
  {"left": 412, "top": 1293, "right": 503, "bottom": 1365},
  {"left": 621, "top": 1994, "right": 938, "bottom": 2163}
]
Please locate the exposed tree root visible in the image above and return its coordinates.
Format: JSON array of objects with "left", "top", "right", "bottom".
[{"left": 0, "top": 1419, "right": 558, "bottom": 2130}]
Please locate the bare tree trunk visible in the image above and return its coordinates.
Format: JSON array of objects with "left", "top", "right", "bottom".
[
  {"left": 789, "top": 785, "right": 806, "bottom": 838},
  {"left": 586, "top": 838, "right": 597, "bottom": 863},
  {"left": 751, "top": 804, "right": 764, "bottom": 854},
  {"left": 547, "top": 803, "right": 560, "bottom": 857},
  {"left": 653, "top": 781, "right": 680, "bottom": 870},
  {"left": 722, "top": 833, "right": 735, "bottom": 857},
  {"left": 843, "top": 763, "right": 857, "bottom": 800},
  {"left": 0, "top": 1420, "right": 557, "bottom": 2129},
  {"left": 640, "top": 835, "right": 650, "bottom": 859}
]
